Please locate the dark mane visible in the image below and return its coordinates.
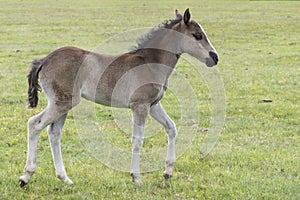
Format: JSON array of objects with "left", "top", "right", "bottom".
[{"left": 133, "top": 18, "right": 181, "bottom": 51}]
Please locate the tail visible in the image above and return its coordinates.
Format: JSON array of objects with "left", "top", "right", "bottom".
[{"left": 27, "top": 59, "right": 43, "bottom": 109}]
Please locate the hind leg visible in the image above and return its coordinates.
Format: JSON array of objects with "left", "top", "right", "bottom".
[
  {"left": 19, "top": 105, "right": 67, "bottom": 187},
  {"left": 47, "top": 113, "right": 73, "bottom": 184}
]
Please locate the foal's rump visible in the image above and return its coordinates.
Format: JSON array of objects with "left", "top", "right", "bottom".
[{"left": 27, "top": 47, "right": 92, "bottom": 109}]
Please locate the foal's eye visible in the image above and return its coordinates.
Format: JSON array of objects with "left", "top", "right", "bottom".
[{"left": 193, "top": 33, "right": 203, "bottom": 41}]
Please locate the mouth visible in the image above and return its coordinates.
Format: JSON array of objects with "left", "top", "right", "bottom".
[
  {"left": 205, "top": 57, "right": 217, "bottom": 67},
  {"left": 205, "top": 51, "right": 219, "bottom": 67}
]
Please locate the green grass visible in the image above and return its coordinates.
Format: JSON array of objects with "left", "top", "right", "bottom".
[{"left": 0, "top": 0, "right": 299, "bottom": 199}]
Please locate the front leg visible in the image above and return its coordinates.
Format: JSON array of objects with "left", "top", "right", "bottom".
[
  {"left": 150, "top": 102, "right": 177, "bottom": 179},
  {"left": 130, "top": 103, "right": 150, "bottom": 187}
]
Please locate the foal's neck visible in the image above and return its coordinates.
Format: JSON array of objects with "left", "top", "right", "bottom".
[
  {"left": 138, "top": 48, "right": 180, "bottom": 66},
  {"left": 137, "top": 48, "right": 180, "bottom": 78},
  {"left": 133, "top": 28, "right": 182, "bottom": 78}
]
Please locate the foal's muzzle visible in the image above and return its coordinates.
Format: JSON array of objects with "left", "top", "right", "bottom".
[{"left": 206, "top": 51, "right": 219, "bottom": 67}]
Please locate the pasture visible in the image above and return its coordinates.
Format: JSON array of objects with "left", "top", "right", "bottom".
[{"left": 0, "top": 0, "right": 299, "bottom": 199}]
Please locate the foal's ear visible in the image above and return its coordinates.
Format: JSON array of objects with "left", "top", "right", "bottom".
[
  {"left": 183, "top": 8, "right": 191, "bottom": 25},
  {"left": 175, "top": 9, "right": 182, "bottom": 19}
]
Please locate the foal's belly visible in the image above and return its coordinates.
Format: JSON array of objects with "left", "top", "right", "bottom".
[{"left": 81, "top": 82, "right": 165, "bottom": 109}]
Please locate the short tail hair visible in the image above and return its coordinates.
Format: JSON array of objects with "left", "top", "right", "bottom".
[{"left": 27, "top": 59, "right": 43, "bottom": 109}]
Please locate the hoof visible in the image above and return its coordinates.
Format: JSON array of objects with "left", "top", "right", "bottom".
[
  {"left": 134, "top": 179, "right": 142, "bottom": 187},
  {"left": 66, "top": 179, "right": 74, "bottom": 185},
  {"left": 57, "top": 175, "right": 73, "bottom": 185},
  {"left": 19, "top": 180, "right": 27, "bottom": 188},
  {"left": 131, "top": 173, "right": 142, "bottom": 187},
  {"left": 62, "top": 177, "right": 73, "bottom": 185},
  {"left": 163, "top": 173, "right": 172, "bottom": 180}
]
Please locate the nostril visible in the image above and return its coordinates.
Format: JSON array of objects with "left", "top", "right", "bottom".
[{"left": 209, "top": 51, "right": 219, "bottom": 64}]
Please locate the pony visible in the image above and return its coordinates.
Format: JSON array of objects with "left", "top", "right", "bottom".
[{"left": 20, "top": 8, "right": 218, "bottom": 187}]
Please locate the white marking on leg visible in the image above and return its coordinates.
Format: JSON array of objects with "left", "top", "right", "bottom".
[
  {"left": 20, "top": 106, "right": 64, "bottom": 185},
  {"left": 20, "top": 111, "right": 46, "bottom": 184},
  {"left": 150, "top": 102, "right": 177, "bottom": 177},
  {"left": 47, "top": 114, "right": 73, "bottom": 184},
  {"left": 130, "top": 104, "right": 149, "bottom": 187}
]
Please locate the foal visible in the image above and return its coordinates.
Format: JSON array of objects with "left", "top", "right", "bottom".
[{"left": 20, "top": 8, "right": 218, "bottom": 187}]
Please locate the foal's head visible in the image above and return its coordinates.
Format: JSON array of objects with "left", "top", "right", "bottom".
[{"left": 173, "top": 9, "right": 219, "bottom": 67}]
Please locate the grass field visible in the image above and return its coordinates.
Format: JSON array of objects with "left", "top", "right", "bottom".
[{"left": 0, "top": 0, "right": 299, "bottom": 199}]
